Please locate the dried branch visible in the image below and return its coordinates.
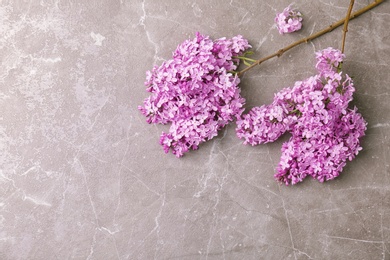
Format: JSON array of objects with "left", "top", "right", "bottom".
[
  {"left": 237, "top": 0, "right": 384, "bottom": 76},
  {"left": 341, "top": 0, "right": 355, "bottom": 53}
]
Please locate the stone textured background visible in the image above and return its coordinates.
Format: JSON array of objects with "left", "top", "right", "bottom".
[{"left": 1, "top": 0, "right": 389, "bottom": 259}]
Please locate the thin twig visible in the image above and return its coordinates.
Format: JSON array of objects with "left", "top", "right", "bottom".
[
  {"left": 237, "top": 0, "right": 384, "bottom": 76},
  {"left": 341, "top": 0, "right": 355, "bottom": 53}
]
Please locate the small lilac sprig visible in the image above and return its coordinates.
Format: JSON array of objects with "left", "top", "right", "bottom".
[
  {"left": 236, "top": 48, "right": 367, "bottom": 185},
  {"left": 139, "top": 33, "right": 251, "bottom": 157},
  {"left": 275, "top": 5, "right": 303, "bottom": 35}
]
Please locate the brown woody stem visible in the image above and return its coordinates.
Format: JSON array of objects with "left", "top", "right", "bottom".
[
  {"left": 341, "top": 0, "right": 355, "bottom": 53},
  {"left": 237, "top": 0, "right": 384, "bottom": 76}
]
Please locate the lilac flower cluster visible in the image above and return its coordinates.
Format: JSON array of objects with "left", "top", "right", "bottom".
[
  {"left": 236, "top": 48, "right": 367, "bottom": 185},
  {"left": 139, "top": 33, "right": 251, "bottom": 157},
  {"left": 275, "top": 5, "right": 303, "bottom": 34}
]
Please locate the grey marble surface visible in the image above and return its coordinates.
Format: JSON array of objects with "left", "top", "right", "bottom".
[{"left": 1, "top": 0, "right": 390, "bottom": 259}]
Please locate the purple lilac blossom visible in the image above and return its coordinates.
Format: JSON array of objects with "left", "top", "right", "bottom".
[
  {"left": 236, "top": 48, "right": 367, "bottom": 185},
  {"left": 139, "top": 33, "right": 251, "bottom": 157},
  {"left": 275, "top": 5, "right": 303, "bottom": 34}
]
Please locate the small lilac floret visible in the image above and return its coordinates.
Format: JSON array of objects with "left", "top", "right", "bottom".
[{"left": 275, "top": 5, "right": 303, "bottom": 34}]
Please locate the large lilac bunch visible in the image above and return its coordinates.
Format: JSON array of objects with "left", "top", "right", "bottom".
[
  {"left": 236, "top": 48, "right": 367, "bottom": 185},
  {"left": 139, "top": 33, "right": 251, "bottom": 157}
]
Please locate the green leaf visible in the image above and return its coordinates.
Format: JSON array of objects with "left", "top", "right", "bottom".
[
  {"left": 243, "top": 60, "right": 251, "bottom": 66},
  {"left": 244, "top": 50, "right": 254, "bottom": 56}
]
